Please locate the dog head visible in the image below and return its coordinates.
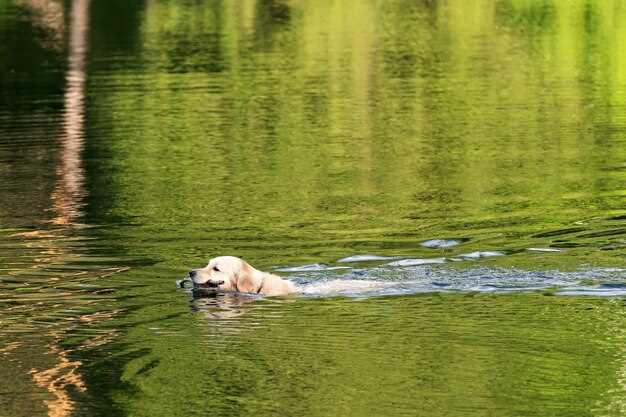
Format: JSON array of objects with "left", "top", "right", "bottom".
[{"left": 188, "top": 256, "right": 260, "bottom": 293}]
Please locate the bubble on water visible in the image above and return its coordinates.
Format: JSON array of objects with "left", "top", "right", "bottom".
[
  {"left": 459, "top": 251, "right": 505, "bottom": 259},
  {"left": 527, "top": 247, "right": 563, "bottom": 252},
  {"left": 337, "top": 255, "right": 398, "bottom": 263},
  {"left": 275, "top": 264, "right": 351, "bottom": 272},
  {"left": 421, "top": 239, "right": 461, "bottom": 249},
  {"left": 387, "top": 258, "right": 446, "bottom": 266}
]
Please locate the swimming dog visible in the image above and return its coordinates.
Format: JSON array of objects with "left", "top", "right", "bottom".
[{"left": 188, "top": 256, "right": 297, "bottom": 296}]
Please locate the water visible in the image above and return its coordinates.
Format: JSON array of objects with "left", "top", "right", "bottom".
[{"left": 1, "top": 0, "right": 626, "bottom": 416}]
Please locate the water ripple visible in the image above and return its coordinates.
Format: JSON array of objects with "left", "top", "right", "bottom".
[{"left": 283, "top": 266, "right": 626, "bottom": 298}]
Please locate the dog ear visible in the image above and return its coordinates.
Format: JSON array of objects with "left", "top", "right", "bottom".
[{"left": 236, "top": 261, "right": 260, "bottom": 293}]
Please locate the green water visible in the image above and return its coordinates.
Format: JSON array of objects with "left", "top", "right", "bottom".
[{"left": 1, "top": 0, "right": 625, "bottom": 416}]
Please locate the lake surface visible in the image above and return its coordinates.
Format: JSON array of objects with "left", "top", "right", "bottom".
[{"left": 1, "top": 0, "right": 626, "bottom": 416}]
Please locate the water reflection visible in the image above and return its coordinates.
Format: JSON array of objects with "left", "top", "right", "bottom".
[
  {"left": 28, "top": 307, "right": 120, "bottom": 417},
  {"left": 1, "top": 0, "right": 626, "bottom": 416},
  {"left": 83, "top": 0, "right": 626, "bottom": 270},
  {"left": 30, "top": 337, "right": 87, "bottom": 417},
  {"left": 14, "top": 0, "right": 65, "bottom": 49},
  {"left": 0, "top": 2, "right": 119, "bottom": 416},
  {"left": 51, "top": 0, "right": 89, "bottom": 226},
  {"left": 190, "top": 292, "right": 257, "bottom": 320}
]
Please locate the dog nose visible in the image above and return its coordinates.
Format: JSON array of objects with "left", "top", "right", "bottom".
[{"left": 189, "top": 270, "right": 197, "bottom": 278}]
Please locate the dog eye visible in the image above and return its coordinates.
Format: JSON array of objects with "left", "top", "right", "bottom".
[{"left": 213, "top": 266, "right": 220, "bottom": 272}]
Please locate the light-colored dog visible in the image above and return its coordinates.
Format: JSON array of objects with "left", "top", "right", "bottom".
[{"left": 188, "top": 256, "right": 297, "bottom": 296}]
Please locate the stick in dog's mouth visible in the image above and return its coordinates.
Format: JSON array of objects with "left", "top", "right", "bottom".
[{"left": 196, "top": 280, "right": 224, "bottom": 289}]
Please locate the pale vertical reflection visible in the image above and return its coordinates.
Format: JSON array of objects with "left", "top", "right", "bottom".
[
  {"left": 29, "top": 312, "right": 120, "bottom": 417},
  {"left": 50, "top": 0, "right": 90, "bottom": 225},
  {"left": 28, "top": 2, "right": 91, "bottom": 416},
  {"left": 30, "top": 340, "right": 87, "bottom": 417}
]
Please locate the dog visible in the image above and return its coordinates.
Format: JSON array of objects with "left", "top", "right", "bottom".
[{"left": 188, "top": 256, "right": 297, "bottom": 296}]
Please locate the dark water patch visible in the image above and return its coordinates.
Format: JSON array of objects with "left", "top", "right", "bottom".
[
  {"left": 601, "top": 243, "right": 626, "bottom": 251},
  {"left": 549, "top": 242, "right": 586, "bottom": 248},
  {"left": 578, "top": 228, "right": 626, "bottom": 238},
  {"left": 532, "top": 227, "right": 587, "bottom": 238}
]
